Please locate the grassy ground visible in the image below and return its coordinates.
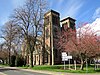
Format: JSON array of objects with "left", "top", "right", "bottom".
[
  {"left": 0, "top": 64, "right": 9, "bottom": 67},
  {"left": 20, "top": 65, "right": 100, "bottom": 73},
  {"left": 1, "top": 64, "right": 100, "bottom": 73}
]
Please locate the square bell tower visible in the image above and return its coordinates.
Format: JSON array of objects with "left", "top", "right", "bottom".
[
  {"left": 43, "top": 10, "right": 61, "bottom": 65},
  {"left": 61, "top": 17, "right": 76, "bottom": 45}
]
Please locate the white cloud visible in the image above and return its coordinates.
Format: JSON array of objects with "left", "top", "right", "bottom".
[
  {"left": 49, "top": 0, "right": 84, "bottom": 19},
  {"left": 61, "top": 0, "right": 84, "bottom": 19},
  {"left": 77, "top": 18, "right": 100, "bottom": 36},
  {"left": 93, "top": 7, "right": 100, "bottom": 19},
  {"left": 49, "top": 0, "right": 64, "bottom": 8}
]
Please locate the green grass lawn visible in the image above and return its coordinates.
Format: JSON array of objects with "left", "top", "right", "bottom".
[
  {"left": 0, "top": 64, "right": 9, "bottom": 67},
  {"left": 1, "top": 64, "right": 100, "bottom": 73},
  {"left": 21, "top": 65, "right": 100, "bottom": 73}
]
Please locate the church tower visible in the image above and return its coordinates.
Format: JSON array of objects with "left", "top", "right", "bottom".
[
  {"left": 43, "top": 10, "right": 60, "bottom": 65},
  {"left": 61, "top": 17, "right": 76, "bottom": 47},
  {"left": 61, "top": 17, "right": 76, "bottom": 31}
]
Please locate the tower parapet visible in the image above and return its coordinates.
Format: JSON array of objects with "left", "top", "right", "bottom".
[{"left": 61, "top": 17, "right": 76, "bottom": 30}]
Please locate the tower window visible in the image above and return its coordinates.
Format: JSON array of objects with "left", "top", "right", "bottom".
[
  {"left": 44, "top": 16, "right": 49, "bottom": 25},
  {"left": 70, "top": 22, "right": 75, "bottom": 30},
  {"left": 52, "top": 16, "right": 59, "bottom": 25},
  {"left": 62, "top": 22, "right": 68, "bottom": 31},
  {"left": 55, "top": 49, "right": 58, "bottom": 58},
  {"left": 46, "top": 28, "right": 49, "bottom": 39}
]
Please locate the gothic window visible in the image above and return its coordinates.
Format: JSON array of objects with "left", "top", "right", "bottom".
[
  {"left": 44, "top": 16, "right": 49, "bottom": 25},
  {"left": 37, "top": 56, "right": 38, "bottom": 61},
  {"left": 52, "top": 16, "right": 59, "bottom": 25},
  {"left": 46, "top": 28, "right": 49, "bottom": 39},
  {"left": 53, "top": 27, "right": 59, "bottom": 39},
  {"left": 44, "top": 51, "right": 48, "bottom": 63},
  {"left": 70, "top": 22, "right": 75, "bottom": 30},
  {"left": 53, "top": 27, "right": 58, "bottom": 32},
  {"left": 62, "top": 22, "right": 68, "bottom": 31},
  {"left": 55, "top": 49, "right": 58, "bottom": 58}
]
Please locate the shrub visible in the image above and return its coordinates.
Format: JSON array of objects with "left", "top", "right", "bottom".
[
  {"left": 16, "top": 55, "right": 26, "bottom": 67},
  {"left": 10, "top": 55, "right": 16, "bottom": 67}
]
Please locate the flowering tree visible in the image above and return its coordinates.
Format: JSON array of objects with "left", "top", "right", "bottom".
[
  {"left": 54, "top": 23, "right": 100, "bottom": 70},
  {"left": 76, "top": 25, "right": 100, "bottom": 70}
]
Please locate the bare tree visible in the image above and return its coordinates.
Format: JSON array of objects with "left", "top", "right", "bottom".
[
  {"left": 0, "top": 49, "right": 8, "bottom": 64},
  {"left": 12, "top": 0, "right": 47, "bottom": 67},
  {"left": 1, "top": 20, "right": 21, "bottom": 65}
]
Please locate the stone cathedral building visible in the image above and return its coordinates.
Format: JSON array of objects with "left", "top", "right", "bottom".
[
  {"left": 43, "top": 10, "right": 76, "bottom": 65},
  {"left": 21, "top": 10, "right": 76, "bottom": 65}
]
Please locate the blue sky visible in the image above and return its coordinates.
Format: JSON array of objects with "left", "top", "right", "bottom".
[
  {"left": 0, "top": 0, "right": 100, "bottom": 43},
  {"left": 48, "top": 0, "right": 100, "bottom": 25},
  {"left": 0, "top": 0, "right": 25, "bottom": 26},
  {"left": 0, "top": 0, "right": 100, "bottom": 27}
]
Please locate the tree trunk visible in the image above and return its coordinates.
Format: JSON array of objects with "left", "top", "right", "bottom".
[
  {"left": 94, "top": 60, "right": 97, "bottom": 70},
  {"left": 74, "top": 60, "right": 77, "bottom": 70},
  {"left": 30, "top": 52, "right": 33, "bottom": 67},
  {"left": 6, "top": 59, "right": 8, "bottom": 64},
  {"left": 86, "top": 58, "right": 88, "bottom": 73},
  {"left": 8, "top": 48, "right": 11, "bottom": 65},
  {"left": 42, "top": 45, "right": 45, "bottom": 65},
  {"left": 80, "top": 59, "right": 84, "bottom": 70},
  {"left": 8, "top": 41, "right": 11, "bottom": 65},
  {"left": 2, "top": 60, "right": 4, "bottom": 65}
]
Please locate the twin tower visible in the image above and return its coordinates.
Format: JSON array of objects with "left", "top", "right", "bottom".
[{"left": 43, "top": 10, "right": 76, "bottom": 65}]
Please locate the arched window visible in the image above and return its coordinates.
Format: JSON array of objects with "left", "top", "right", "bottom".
[{"left": 46, "top": 28, "right": 49, "bottom": 38}]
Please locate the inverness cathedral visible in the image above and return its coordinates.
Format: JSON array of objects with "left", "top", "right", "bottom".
[{"left": 22, "top": 10, "right": 76, "bottom": 65}]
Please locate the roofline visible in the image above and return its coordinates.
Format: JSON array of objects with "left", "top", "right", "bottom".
[
  {"left": 44, "top": 10, "right": 60, "bottom": 16},
  {"left": 61, "top": 17, "right": 76, "bottom": 22}
]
